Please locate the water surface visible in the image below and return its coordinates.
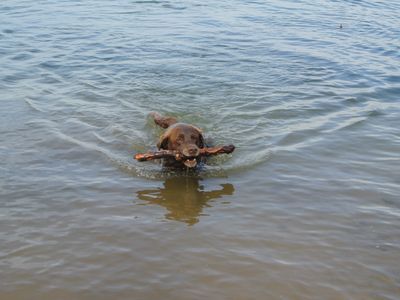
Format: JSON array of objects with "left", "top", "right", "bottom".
[{"left": 1, "top": 0, "right": 400, "bottom": 299}]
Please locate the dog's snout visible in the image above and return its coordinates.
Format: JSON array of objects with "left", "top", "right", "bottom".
[
  {"left": 182, "top": 144, "right": 200, "bottom": 157},
  {"left": 188, "top": 146, "right": 198, "bottom": 156}
]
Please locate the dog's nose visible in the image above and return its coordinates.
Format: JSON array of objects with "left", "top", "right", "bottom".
[
  {"left": 183, "top": 145, "right": 200, "bottom": 157},
  {"left": 188, "top": 146, "right": 198, "bottom": 156}
]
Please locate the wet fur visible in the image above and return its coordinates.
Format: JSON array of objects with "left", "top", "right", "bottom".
[{"left": 150, "top": 113, "right": 206, "bottom": 169}]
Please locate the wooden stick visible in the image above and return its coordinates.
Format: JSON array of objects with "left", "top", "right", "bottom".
[
  {"left": 200, "top": 145, "right": 235, "bottom": 156},
  {"left": 134, "top": 145, "right": 235, "bottom": 162}
]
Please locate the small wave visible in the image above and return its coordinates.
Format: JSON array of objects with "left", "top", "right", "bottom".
[
  {"left": 359, "top": 205, "right": 400, "bottom": 218},
  {"left": 272, "top": 136, "right": 323, "bottom": 152},
  {"left": 11, "top": 53, "right": 33, "bottom": 61},
  {"left": 117, "top": 160, "right": 228, "bottom": 180},
  {"left": 24, "top": 98, "right": 45, "bottom": 113},
  {"left": 224, "top": 148, "right": 272, "bottom": 172},
  {"left": 53, "top": 130, "right": 125, "bottom": 163},
  {"left": 132, "top": 0, "right": 163, "bottom": 3},
  {"left": 323, "top": 116, "right": 366, "bottom": 133}
]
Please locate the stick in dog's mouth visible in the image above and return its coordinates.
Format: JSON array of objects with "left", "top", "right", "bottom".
[{"left": 134, "top": 145, "right": 235, "bottom": 164}]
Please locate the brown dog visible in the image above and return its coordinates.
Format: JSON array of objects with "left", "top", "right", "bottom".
[{"left": 150, "top": 112, "right": 205, "bottom": 169}]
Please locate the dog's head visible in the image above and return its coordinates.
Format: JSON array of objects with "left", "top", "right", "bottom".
[{"left": 158, "top": 123, "right": 205, "bottom": 168}]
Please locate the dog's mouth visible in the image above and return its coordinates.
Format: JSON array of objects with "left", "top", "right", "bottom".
[{"left": 183, "top": 157, "right": 197, "bottom": 168}]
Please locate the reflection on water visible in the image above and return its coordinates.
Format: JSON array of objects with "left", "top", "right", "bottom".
[{"left": 137, "top": 177, "right": 235, "bottom": 225}]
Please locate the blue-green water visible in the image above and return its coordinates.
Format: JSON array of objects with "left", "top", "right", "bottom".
[{"left": 1, "top": 0, "right": 400, "bottom": 299}]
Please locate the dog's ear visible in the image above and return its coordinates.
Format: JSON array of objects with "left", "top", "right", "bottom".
[
  {"left": 157, "top": 134, "right": 170, "bottom": 150},
  {"left": 192, "top": 126, "right": 205, "bottom": 148},
  {"left": 198, "top": 133, "right": 205, "bottom": 148}
]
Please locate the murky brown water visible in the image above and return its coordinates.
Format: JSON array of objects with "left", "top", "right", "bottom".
[{"left": 1, "top": 0, "right": 400, "bottom": 299}]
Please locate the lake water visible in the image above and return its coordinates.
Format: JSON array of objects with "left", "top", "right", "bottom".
[{"left": 1, "top": 0, "right": 400, "bottom": 299}]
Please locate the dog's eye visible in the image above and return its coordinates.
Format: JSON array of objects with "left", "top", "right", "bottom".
[
  {"left": 177, "top": 134, "right": 184, "bottom": 143},
  {"left": 191, "top": 134, "right": 197, "bottom": 140}
]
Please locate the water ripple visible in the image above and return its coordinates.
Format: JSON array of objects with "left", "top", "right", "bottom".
[{"left": 2, "top": 0, "right": 400, "bottom": 299}]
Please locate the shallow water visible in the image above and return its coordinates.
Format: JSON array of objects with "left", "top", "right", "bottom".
[{"left": 1, "top": 0, "right": 400, "bottom": 299}]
